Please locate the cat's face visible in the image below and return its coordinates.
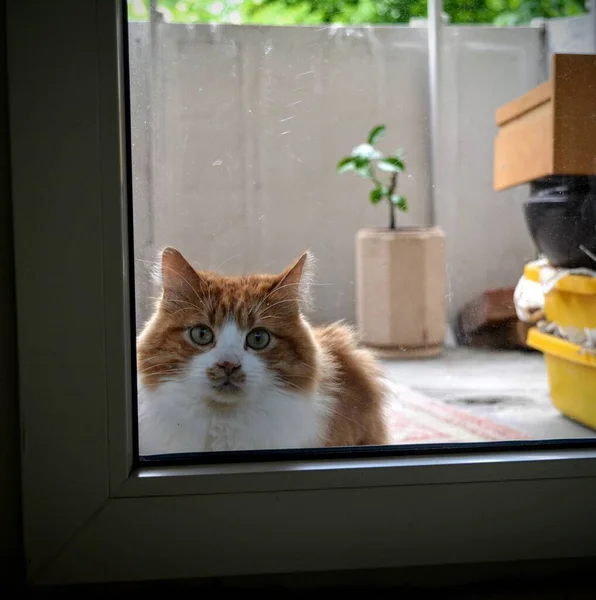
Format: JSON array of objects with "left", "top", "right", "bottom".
[{"left": 137, "top": 248, "right": 319, "bottom": 405}]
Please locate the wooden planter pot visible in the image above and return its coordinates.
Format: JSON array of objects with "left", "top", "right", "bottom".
[{"left": 355, "top": 226, "right": 447, "bottom": 358}]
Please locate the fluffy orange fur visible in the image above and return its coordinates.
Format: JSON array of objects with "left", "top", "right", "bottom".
[{"left": 137, "top": 247, "right": 389, "bottom": 448}]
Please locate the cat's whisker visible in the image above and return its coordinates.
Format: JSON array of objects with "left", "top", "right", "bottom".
[
  {"left": 168, "top": 297, "right": 199, "bottom": 308},
  {"left": 256, "top": 314, "right": 285, "bottom": 322},
  {"left": 272, "top": 376, "right": 318, "bottom": 392},
  {"left": 138, "top": 370, "right": 187, "bottom": 380},
  {"left": 258, "top": 297, "right": 301, "bottom": 317},
  {"left": 162, "top": 265, "right": 205, "bottom": 305},
  {"left": 138, "top": 363, "right": 183, "bottom": 372},
  {"left": 141, "top": 369, "right": 186, "bottom": 376},
  {"left": 250, "top": 282, "right": 302, "bottom": 315},
  {"left": 139, "top": 354, "right": 180, "bottom": 369},
  {"left": 323, "top": 405, "right": 363, "bottom": 429},
  {"left": 272, "top": 377, "right": 362, "bottom": 428},
  {"left": 251, "top": 279, "right": 336, "bottom": 316},
  {"left": 138, "top": 367, "right": 187, "bottom": 377},
  {"left": 140, "top": 352, "right": 183, "bottom": 361},
  {"left": 138, "top": 360, "right": 185, "bottom": 373},
  {"left": 169, "top": 306, "right": 199, "bottom": 317},
  {"left": 211, "top": 253, "right": 242, "bottom": 272},
  {"left": 296, "top": 361, "right": 317, "bottom": 372},
  {"left": 201, "top": 282, "right": 214, "bottom": 317},
  {"left": 164, "top": 296, "right": 212, "bottom": 316}
]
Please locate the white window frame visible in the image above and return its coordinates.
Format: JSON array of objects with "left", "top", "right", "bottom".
[{"left": 8, "top": 0, "right": 596, "bottom": 586}]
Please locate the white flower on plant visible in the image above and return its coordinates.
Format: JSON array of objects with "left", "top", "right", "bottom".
[{"left": 351, "top": 143, "right": 382, "bottom": 160}]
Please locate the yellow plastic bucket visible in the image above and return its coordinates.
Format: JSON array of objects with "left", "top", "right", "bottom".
[
  {"left": 524, "top": 262, "right": 596, "bottom": 329},
  {"left": 527, "top": 328, "right": 596, "bottom": 430}
]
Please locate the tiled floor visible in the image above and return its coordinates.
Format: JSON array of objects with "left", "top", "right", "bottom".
[{"left": 382, "top": 347, "right": 596, "bottom": 440}]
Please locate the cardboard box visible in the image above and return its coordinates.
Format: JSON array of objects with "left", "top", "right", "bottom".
[{"left": 494, "top": 54, "right": 596, "bottom": 191}]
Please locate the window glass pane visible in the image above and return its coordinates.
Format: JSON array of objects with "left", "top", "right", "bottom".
[{"left": 127, "top": 0, "right": 596, "bottom": 459}]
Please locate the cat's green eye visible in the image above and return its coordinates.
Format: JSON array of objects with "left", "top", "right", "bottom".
[
  {"left": 189, "top": 325, "right": 214, "bottom": 346},
  {"left": 246, "top": 328, "right": 271, "bottom": 350}
]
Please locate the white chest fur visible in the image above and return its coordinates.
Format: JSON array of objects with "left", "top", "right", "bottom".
[{"left": 137, "top": 378, "right": 331, "bottom": 455}]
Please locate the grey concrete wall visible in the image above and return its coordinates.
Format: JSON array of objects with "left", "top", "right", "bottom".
[
  {"left": 547, "top": 14, "right": 596, "bottom": 70},
  {"left": 129, "top": 23, "right": 545, "bottom": 329},
  {"left": 433, "top": 26, "right": 545, "bottom": 320}
]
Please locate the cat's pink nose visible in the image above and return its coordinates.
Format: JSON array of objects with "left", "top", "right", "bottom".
[{"left": 217, "top": 361, "right": 240, "bottom": 376}]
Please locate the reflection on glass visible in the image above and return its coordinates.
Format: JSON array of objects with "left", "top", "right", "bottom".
[{"left": 128, "top": 1, "right": 596, "bottom": 457}]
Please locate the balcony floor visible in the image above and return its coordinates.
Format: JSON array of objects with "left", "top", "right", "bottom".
[{"left": 382, "top": 348, "right": 595, "bottom": 441}]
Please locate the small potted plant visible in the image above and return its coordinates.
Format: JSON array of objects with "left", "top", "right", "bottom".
[{"left": 337, "top": 125, "right": 447, "bottom": 358}]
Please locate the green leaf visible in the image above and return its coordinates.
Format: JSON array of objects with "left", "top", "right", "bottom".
[
  {"left": 391, "top": 194, "right": 408, "bottom": 212},
  {"left": 370, "top": 186, "right": 384, "bottom": 204},
  {"left": 352, "top": 156, "right": 372, "bottom": 179},
  {"left": 367, "top": 124, "right": 386, "bottom": 146},
  {"left": 377, "top": 157, "right": 405, "bottom": 173},
  {"left": 351, "top": 143, "right": 382, "bottom": 160},
  {"left": 337, "top": 157, "right": 355, "bottom": 173}
]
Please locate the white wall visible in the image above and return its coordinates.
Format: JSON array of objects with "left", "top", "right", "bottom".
[
  {"left": 433, "top": 26, "right": 545, "bottom": 320},
  {"left": 547, "top": 14, "right": 596, "bottom": 70},
  {"left": 129, "top": 23, "right": 545, "bottom": 330}
]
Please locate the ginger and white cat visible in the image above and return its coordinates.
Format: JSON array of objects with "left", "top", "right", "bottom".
[{"left": 137, "top": 247, "right": 389, "bottom": 454}]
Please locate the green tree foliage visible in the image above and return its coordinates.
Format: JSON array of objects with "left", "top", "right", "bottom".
[{"left": 128, "top": 0, "right": 587, "bottom": 25}]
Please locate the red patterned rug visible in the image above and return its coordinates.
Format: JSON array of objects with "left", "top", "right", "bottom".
[{"left": 386, "top": 382, "right": 528, "bottom": 444}]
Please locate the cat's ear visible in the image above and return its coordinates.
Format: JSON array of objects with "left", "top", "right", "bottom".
[
  {"left": 272, "top": 251, "right": 315, "bottom": 311},
  {"left": 157, "top": 247, "right": 203, "bottom": 297}
]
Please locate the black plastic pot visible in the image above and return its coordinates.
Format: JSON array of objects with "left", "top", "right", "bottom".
[{"left": 523, "top": 175, "right": 596, "bottom": 269}]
